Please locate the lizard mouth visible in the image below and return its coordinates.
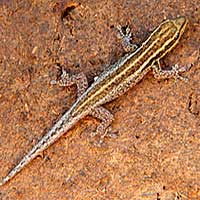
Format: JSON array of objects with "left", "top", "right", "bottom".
[{"left": 173, "top": 16, "right": 188, "bottom": 31}]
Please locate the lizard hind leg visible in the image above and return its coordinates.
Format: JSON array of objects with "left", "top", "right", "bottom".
[
  {"left": 51, "top": 68, "right": 88, "bottom": 97},
  {"left": 90, "top": 106, "right": 114, "bottom": 146}
]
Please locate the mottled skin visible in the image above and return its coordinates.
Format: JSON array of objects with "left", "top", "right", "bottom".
[{"left": 0, "top": 16, "right": 188, "bottom": 186}]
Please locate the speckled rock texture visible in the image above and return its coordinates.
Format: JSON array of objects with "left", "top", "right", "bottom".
[{"left": 0, "top": 0, "right": 199, "bottom": 199}]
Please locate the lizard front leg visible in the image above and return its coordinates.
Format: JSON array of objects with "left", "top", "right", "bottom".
[
  {"left": 152, "top": 60, "right": 191, "bottom": 81},
  {"left": 117, "top": 24, "right": 138, "bottom": 53}
]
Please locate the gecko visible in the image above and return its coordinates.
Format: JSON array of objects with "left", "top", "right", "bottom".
[{"left": 0, "top": 16, "right": 189, "bottom": 186}]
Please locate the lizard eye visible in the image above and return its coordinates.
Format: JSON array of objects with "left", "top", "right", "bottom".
[{"left": 174, "top": 33, "right": 179, "bottom": 39}]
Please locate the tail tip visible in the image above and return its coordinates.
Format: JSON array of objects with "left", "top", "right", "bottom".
[
  {"left": 0, "top": 181, "right": 4, "bottom": 187},
  {"left": 0, "top": 178, "right": 7, "bottom": 187}
]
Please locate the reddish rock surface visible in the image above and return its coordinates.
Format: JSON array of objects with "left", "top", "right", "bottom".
[{"left": 0, "top": 0, "right": 199, "bottom": 199}]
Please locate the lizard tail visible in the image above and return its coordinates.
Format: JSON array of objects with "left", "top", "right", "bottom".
[{"left": 0, "top": 109, "right": 82, "bottom": 186}]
